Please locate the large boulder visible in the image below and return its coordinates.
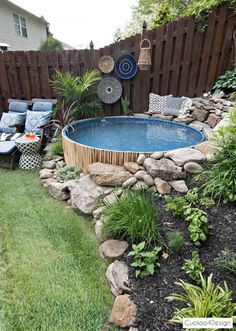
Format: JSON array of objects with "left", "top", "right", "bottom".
[
  {"left": 99, "top": 240, "right": 129, "bottom": 262},
  {"left": 106, "top": 260, "right": 130, "bottom": 296},
  {"left": 87, "top": 162, "right": 132, "bottom": 186},
  {"left": 109, "top": 294, "right": 137, "bottom": 328},
  {"left": 164, "top": 148, "right": 205, "bottom": 166},
  {"left": 67, "top": 175, "right": 105, "bottom": 215},
  {"left": 144, "top": 158, "right": 186, "bottom": 181},
  {"left": 46, "top": 181, "right": 70, "bottom": 201}
]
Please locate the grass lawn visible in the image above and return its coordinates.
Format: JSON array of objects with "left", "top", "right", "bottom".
[{"left": 0, "top": 169, "right": 114, "bottom": 331}]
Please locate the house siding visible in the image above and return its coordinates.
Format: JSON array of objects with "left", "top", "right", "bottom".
[{"left": 0, "top": 0, "right": 47, "bottom": 51}]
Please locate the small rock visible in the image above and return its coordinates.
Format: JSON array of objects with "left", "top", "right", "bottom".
[
  {"left": 115, "top": 188, "right": 123, "bottom": 197},
  {"left": 189, "top": 121, "right": 210, "bottom": 131},
  {"left": 39, "top": 168, "right": 54, "bottom": 179},
  {"left": 207, "top": 113, "right": 221, "bottom": 128},
  {"left": 93, "top": 207, "right": 105, "bottom": 219},
  {"left": 95, "top": 219, "right": 103, "bottom": 240},
  {"left": 184, "top": 162, "right": 203, "bottom": 173},
  {"left": 169, "top": 180, "right": 188, "bottom": 193},
  {"left": 54, "top": 156, "right": 64, "bottom": 162},
  {"left": 134, "top": 170, "right": 147, "bottom": 180},
  {"left": 56, "top": 160, "right": 66, "bottom": 168},
  {"left": 165, "top": 148, "right": 205, "bottom": 166},
  {"left": 129, "top": 328, "right": 139, "bottom": 331},
  {"left": 154, "top": 178, "right": 171, "bottom": 194},
  {"left": 103, "top": 192, "right": 119, "bottom": 206},
  {"left": 47, "top": 181, "right": 70, "bottom": 200},
  {"left": 122, "top": 177, "right": 137, "bottom": 189},
  {"left": 43, "top": 151, "right": 54, "bottom": 161},
  {"left": 106, "top": 260, "right": 130, "bottom": 296},
  {"left": 173, "top": 116, "right": 193, "bottom": 124},
  {"left": 42, "top": 160, "right": 56, "bottom": 169},
  {"left": 143, "top": 174, "right": 154, "bottom": 186},
  {"left": 152, "top": 114, "right": 174, "bottom": 120},
  {"left": 203, "top": 127, "right": 213, "bottom": 139},
  {"left": 150, "top": 152, "right": 164, "bottom": 160},
  {"left": 192, "top": 108, "right": 208, "bottom": 122},
  {"left": 99, "top": 240, "right": 129, "bottom": 262},
  {"left": 144, "top": 158, "right": 186, "bottom": 181},
  {"left": 133, "top": 181, "right": 149, "bottom": 190},
  {"left": 109, "top": 294, "right": 137, "bottom": 328},
  {"left": 216, "top": 103, "right": 224, "bottom": 110},
  {"left": 136, "top": 154, "right": 146, "bottom": 165},
  {"left": 123, "top": 162, "right": 140, "bottom": 174},
  {"left": 192, "top": 100, "right": 203, "bottom": 108}
]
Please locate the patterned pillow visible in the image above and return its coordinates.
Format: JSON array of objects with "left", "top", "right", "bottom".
[
  {"left": 25, "top": 110, "right": 52, "bottom": 135},
  {"left": 179, "top": 97, "right": 192, "bottom": 117},
  {"left": 165, "top": 96, "right": 186, "bottom": 110},
  {"left": 148, "top": 93, "right": 166, "bottom": 114},
  {"left": 0, "top": 112, "right": 26, "bottom": 133},
  {"left": 163, "top": 108, "right": 180, "bottom": 117}
]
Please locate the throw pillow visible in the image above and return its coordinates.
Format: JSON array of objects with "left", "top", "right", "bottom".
[
  {"left": 148, "top": 93, "right": 166, "bottom": 114},
  {"left": 25, "top": 110, "right": 52, "bottom": 135},
  {"left": 0, "top": 112, "right": 26, "bottom": 133},
  {"left": 163, "top": 108, "right": 180, "bottom": 117}
]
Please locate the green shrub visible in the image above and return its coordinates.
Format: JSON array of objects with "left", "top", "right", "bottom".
[
  {"left": 121, "top": 97, "right": 133, "bottom": 116},
  {"left": 166, "top": 274, "right": 236, "bottom": 325},
  {"left": 55, "top": 166, "right": 81, "bottom": 181},
  {"left": 213, "top": 70, "right": 236, "bottom": 94},
  {"left": 198, "top": 109, "right": 236, "bottom": 203},
  {"left": 128, "top": 241, "right": 162, "bottom": 277},
  {"left": 39, "top": 36, "right": 63, "bottom": 51},
  {"left": 184, "top": 207, "right": 208, "bottom": 246},
  {"left": 164, "top": 195, "right": 188, "bottom": 217},
  {"left": 103, "top": 190, "right": 158, "bottom": 246},
  {"left": 50, "top": 136, "right": 63, "bottom": 155},
  {"left": 182, "top": 251, "right": 205, "bottom": 283},
  {"left": 214, "top": 249, "right": 236, "bottom": 273},
  {"left": 167, "top": 230, "right": 184, "bottom": 252}
]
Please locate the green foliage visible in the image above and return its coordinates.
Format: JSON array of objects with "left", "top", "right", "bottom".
[
  {"left": 198, "top": 109, "right": 236, "bottom": 203},
  {"left": 151, "top": 0, "right": 173, "bottom": 27},
  {"left": 121, "top": 97, "right": 133, "bottom": 116},
  {"left": 213, "top": 70, "right": 236, "bottom": 94},
  {"left": 182, "top": 251, "right": 205, "bottom": 283},
  {"left": 39, "top": 36, "right": 63, "bottom": 51},
  {"left": 166, "top": 274, "right": 236, "bottom": 325},
  {"left": 167, "top": 230, "right": 184, "bottom": 252},
  {"left": 55, "top": 166, "right": 81, "bottom": 181},
  {"left": 164, "top": 195, "right": 187, "bottom": 217},
  {"left": 184, "top": 207, "right": 208, "bottom": 246},
  {"left": 103, "top": 190, "right": 158, "bottom": 246},
  {"left": 228, "top": 91, "right": 236, "bottom": 102},
  {"left": 49, "top": 136, "right": 63, "bottom": 155},
  {"left": 128, "top": 241, "right": 162, "bottom": 277},
  {"left": 50, "top": 70, "right": 103, "bottom": 130},
  {"left": 214, "top": 249, "right": 236, "bottom": 273}
]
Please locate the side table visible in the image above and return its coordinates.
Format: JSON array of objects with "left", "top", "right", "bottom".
[{"left": 15, "top": 136, "right": 42, "bottom": 169}]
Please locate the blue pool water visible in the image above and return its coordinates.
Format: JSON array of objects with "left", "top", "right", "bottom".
[{"left": 65, "top": 117, "right": 204, "bottom": 153}]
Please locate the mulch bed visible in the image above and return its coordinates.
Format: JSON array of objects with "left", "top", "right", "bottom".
[{"left": 124, "top": 179, "right": 236, "bottom": 331}]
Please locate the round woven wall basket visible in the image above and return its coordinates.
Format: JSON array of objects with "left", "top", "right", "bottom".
[
  {"left": 97, "top": 77, "right": 122, "bottom": 104},
  {"left": 98, "top": 55, "right": 115, "bottom": 73}
]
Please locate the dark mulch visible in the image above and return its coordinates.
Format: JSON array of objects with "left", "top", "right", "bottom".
[{"left": 124, "top": 181, "right": 236, "bottom": 331}]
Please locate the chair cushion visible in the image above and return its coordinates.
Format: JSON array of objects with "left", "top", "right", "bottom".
[
  {"left": 0, "top": 141, "right": 16, "bottom": 155},
  {"left": 25, "top": 110, "right": 52, "bottom": 135},
  {"left": 0, "top": 112, "right": 26, "bottom": 133},
  {"left": 9, "top": 101, "right": 28, "bottom": 113},
  {"left": 148, "top": 93, "right": 166, "bottom": 114},
  {"left": 32, "top": 102, "right": 53, "bottom": 112}
]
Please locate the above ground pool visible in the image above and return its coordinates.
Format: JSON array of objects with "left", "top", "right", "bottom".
[{"left": 62, "top": 116, "right": 205, "bottom": 170}]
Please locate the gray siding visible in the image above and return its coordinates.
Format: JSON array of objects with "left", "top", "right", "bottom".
[{"left": 0, "top": 0, "right": 47, "bottom": 51}]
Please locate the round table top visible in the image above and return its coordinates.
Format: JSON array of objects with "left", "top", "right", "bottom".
[{"left": 15, "top": 136, "right": 40, "bottom": 145}]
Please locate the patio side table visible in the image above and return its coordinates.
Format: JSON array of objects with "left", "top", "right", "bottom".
[{"left": 15, "top": 136, "right": 42, "bottom": 169}]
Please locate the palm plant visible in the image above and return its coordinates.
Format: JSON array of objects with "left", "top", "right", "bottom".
[{"left": 50, "top": 69, "right": 103, "bottom": 134}]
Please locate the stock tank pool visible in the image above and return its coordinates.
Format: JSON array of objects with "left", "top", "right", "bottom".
[{"left": 62, "top": 116, "right": 204, "bottom": 170}]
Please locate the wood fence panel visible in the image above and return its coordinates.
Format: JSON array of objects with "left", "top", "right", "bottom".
[{"left": 0, "top": 52, "right": 10, "bottom": 113}]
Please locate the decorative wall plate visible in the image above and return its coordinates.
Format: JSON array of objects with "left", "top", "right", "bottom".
[
  {"left": 97, "top": 77, "right": 122, "bottom": 104},
  {"left": 115, "top": 54, "right": 138, "bottom": 80},
  {"left": 98, "top": 55, "right": 115, "bottom": 73}
]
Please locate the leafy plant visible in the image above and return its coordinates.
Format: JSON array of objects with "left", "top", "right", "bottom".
[
  {"left": 186, "top": 188, "right": 199, "bottom": 204},
  {"left": 49, "top": 136, "right": 63, "bottom": 155},
  {"left": 182, "top": 251, "right": 205, "bottom": 283},
  {"left": 55, "top": 166, "right": 81, "bottom": 181},
  {"left": 103, "top": 189, "right": 158, "bottom": 246},
  {"left": 214, "top": 249, "right": 236, "bottom": 273},
  {"left": 198, "top": 108, "right": 236, "bottom": 203},
  {"left": 39, "top": 36, "right": 63, "bottom": 51},
  {"left": 166, "top": 274, "right": 236, "bottom": 326},
  {"left": 184, "top": 207, "right": 208, "bottom": 246},
  {"left": 164, "top": 195, "right": 188, "bottom": 217},
  {"left": 121, "top": 97, "right": 133, "bottom": 116},
  {"left": 228, "top": 91, "right": 236, "bottom": 102},
  {"left": 128, "top": 241, "right": 162, "bottom": 277},
  {"left": 213, "top": 70, "right": 236, "bottom": 94},
  {"left": 167, "top": 230, "right": 184, "bottom": 252}
]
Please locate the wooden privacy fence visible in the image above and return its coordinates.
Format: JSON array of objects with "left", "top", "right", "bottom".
[{"left": 0, "top": 3, "right": 235, "bottom": 115}]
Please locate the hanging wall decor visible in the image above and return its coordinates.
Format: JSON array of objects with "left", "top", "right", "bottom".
[
  {"left": 98, "top": 55, "right": 115, "bottom": 73},
  {"left": 138, "top": 38, "right": 152, "bottom": 70},
  {"left": 97, "top": 77, "right": 122, "bottom": 104},
  {"left": 115, "top": 54, "right": 138, "bottom": 80}
]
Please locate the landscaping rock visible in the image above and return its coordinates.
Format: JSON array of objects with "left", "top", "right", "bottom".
[
  {"left": 54, "top": 156, "right": 64, "bottom": 162},
  {"left": 184, "top": 162, "right": 203, "bottom": 173},
  {"left": 87, "top": 163, "right": 132, "bottom": 187},
  {"left": 165, "top": 147, "right": 205, "bottom": 166},
  {"left": 67, "top": 175, "right": 105, "bottom": 215},
  {"left": 194, "top": 141, "right": 217, "bottom": 155},
  {"left": 136, "top": 154, "right": 146, "bottom": 165},
  {"left": 104, "top": 188, "right": 113, "bottom": 195},
  {"left": 106, "top": 260, "right": 130, "bottom": 296},
  {"left": 133, "top": 181, "right": 149, "bottom": 190},
  {"left": 173, "top": 116, "right": 193, "bottom": 124},
  {"left": 56, "top": 160, "right": 66, "bottom": 168},
  {"left": 129, "top": 328, "right": 139, "bottom": 331},
  {"left": 144, "top": 158, "right": 186, "bottom": 181},
  {"left": 143, "top": 174, "right": 154, "bottom": 186},
  {"left": 169, "top": 180, "right": 188, "bottom": 193},
  {"left": 192, "top": 108, "right": 208, "bottom": 122},
  {"left": 150, "top": 152, "right": 164, "bottom": 160},
  {"left": 109, "top": 294, "right": 137, "bottom": 328},
  {"left": 122, "top": 177, "right": 137, "bottom": 188},
  {"left": 115, "top": 188, "right": 123, "bottom": 197},
  {"left": 154, "top": 177, "right": 171, "bottom": 194},
  {"left": 207, "top": 113, "right": 221, "bottom": 128},
  {"left": 93, "top": 206, "right": 106, "bottom": 219},
  {"left": 43, "top": 160, "right": 56, "bottom": 169},
  {"left": 134, "top": 170, "right": 147, "bottom": 180},
  {"left": 47, "top": 181, "right": 70, "bottom": 201},
  {"left": 43, "top": 151, "right": 54, "bottom": 161},
  {"left": 152, "top": 114, "right": 174, "bottom": 120},
  {"left": 103, "top": 192, "right": 119, "bottom": 206},
  {"left": 99, "top": 240, "right": 129, "bottom": 262},
  {"left": 203, "top": 127, "right": 213, "bottom": 139},
  {"left": 95, "top": 219, "right": 103, "bottom": 241},
  {"left": 123, "top": 162, "right": 140, "bottom": 174},
  {"left": 39, "top": 168, "right": 54, "bottom": 179},
  {"left": 189, "top": 121, "right": 210, "bottom": 131}
]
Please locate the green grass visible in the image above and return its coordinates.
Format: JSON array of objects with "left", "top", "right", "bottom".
[{"left": 0, "top": 169, "right": 113, "bottom": 331}]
